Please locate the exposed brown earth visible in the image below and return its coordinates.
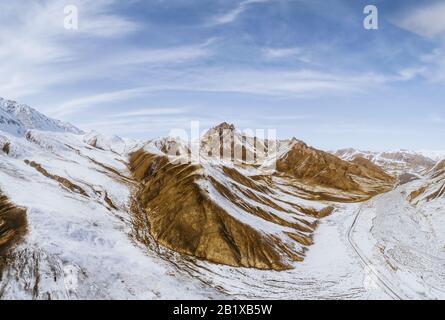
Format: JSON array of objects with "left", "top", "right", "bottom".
[
  {"left": 1, "top": 142, "right": 10, "bottom": 155},
  {"left": 351, "top": 156, "right": 390, "bottom": 177},
  {"left": 24, "top": 160, "right": 88, "bottom": 197},
  {"left": 426, "top": 184, "right": 445, "bottom": 201},
  {"left": 380, "top": 151, "right": 436, "bottom": 170},
  {"left": 433, "top": 160, "right": 445, "bottom": 176},
  {"left": 408, "top": 186, "right": 427, "bottom": 203},
  {"left": 0, "top": 192, "right": 27, "bottom": 276},
  {"left": 130, "top": 150, "right": 303, "bottom": 270},
  {"left": 409, "top": 160, "right": 445, "bottom": 203},
  {"left": 129, "top": 126, "right": 395, "bottom": 270},
  {"left": 277, "top": 141, "right": 395, "bottom": 196}
]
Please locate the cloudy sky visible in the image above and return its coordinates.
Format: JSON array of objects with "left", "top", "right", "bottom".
[{"left": 1, "top": 0, "right": 444, "bottom": 150}]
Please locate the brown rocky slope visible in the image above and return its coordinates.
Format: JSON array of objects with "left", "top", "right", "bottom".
[
  {"left": 0, "top": 192, "right": 27, "bottom": 276},
  {"left": 129, "top": 124, "right": 395, "bottom": 270}
]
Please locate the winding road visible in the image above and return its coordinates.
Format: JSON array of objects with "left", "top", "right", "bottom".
[{"left": 347, "top": 202, "right": 404, "bottom": 300}]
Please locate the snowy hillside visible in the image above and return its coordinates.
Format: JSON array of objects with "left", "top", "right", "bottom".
[
  {"left": 334, "top": 148, "right": 437, "bottom": 174},
  {"left": 0, "top": 128, "right": 220, "bottom": 299},
  {"left": 0, "top": 98, "right": 83, "bottom": 135},
  {"left": 0, "top": 107, "right": 24, "bottom": 136},
  {"left": 349, "top": 160, "right": 445, "bottom": 299},
  {"left": 416, "top": 150, "right": 445, "bottom": 162},
  {"left": 83, "top": 131, "right": 138, "bottom": 155}
]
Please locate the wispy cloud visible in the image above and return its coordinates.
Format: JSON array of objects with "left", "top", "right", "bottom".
[
  {"left": 47, "top": 66, "right": 402, "bottom": 123},
  {"left": 0, "top": 0, "right": 140, "bottom": 99},
  {"left": 419, "top": 48, "right": 445, "bottom": 83},
  {"left": 389, "top": 3, "right": 445, "bottom": 84},
  {"left": 0, "top": 0, "right": 215, "bottom": 114},
  {"left": 392, "top": 2, "right": 445, "bottom": 38},
  {"left": 50, "top": 87, "right": 151, "bottom": 117},
  {"left": 211, "top": 0, "right": 271, "bottom": 25},
  {"left": 62, "top": 68, "right": 409, "bottom": 105},
  {"left": 262, "top": 47, "right": 311, "bottom": 63},
  {"left": 77, "top": 116, "right": 223, "bottom": 137},
  {"left": 259, "top": 114, "right": 313, "bottom": 121},
  {"left": 111, "top": 108, "right": 187, "bottom": 117},
  {"left": 429, "top": 114, "right": 444, "bottom": 124},
  {"left": 135, "top": 68, "right": 404, "bottom": 97},
  {"left": 106, "top": 40, "right": 215, "bottom": 66}
]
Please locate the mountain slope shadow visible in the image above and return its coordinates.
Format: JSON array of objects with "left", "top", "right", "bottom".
[{"left": 0, "top": 191, "right": 27, "bottom": 278}]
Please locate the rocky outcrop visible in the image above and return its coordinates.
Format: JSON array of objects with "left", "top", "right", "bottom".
[
  {"left": 0, "top": 192, "right": 27, "bottom": 276},
  {"left": 277, "top": 141, "right": 395, "bottom": 196},
  {"left": 408, "top": 160, "right": 445, "bottom": 204},
  {"left": 24, "top": 160, "right": 88, "bottom": 197}
]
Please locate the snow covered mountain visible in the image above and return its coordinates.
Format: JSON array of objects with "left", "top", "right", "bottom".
[
  {"left": 129, "top": 123, "right": 394, "bottom": 270},
  {"left": 0, "top": 98, "right": 83, "bottom": 135},
  {"left": 1, "top": 98, "right": 443, "bottom": 300},
  {"left": 0, "top": 107, "right": 24, "bottom": 136},
  {"left": 416, "top": 150, "right": 445, "bottom": 162},
  {"left": 334, "top": 148, "right": 437, "bottom": 175},
  {"left": 0, "top": 126, "right": 221, "bottom": 299},
  {"left": 83, "top": 131, "right": 138, "bottom": 155}
]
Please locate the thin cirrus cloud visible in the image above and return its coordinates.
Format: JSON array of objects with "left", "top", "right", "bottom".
[
  {"left": 49, "top": 87, "right": 152, "bottom": 117},
  {"left": 50, "top": 67, "right": 410, "bottom": 119},
  {"left": 262, "top": 47, "right": 311, "bottom": 63},
  {"left": 211, "top": 0, "right": 272, "bottom": 25},
  {"left": 391, "top": 2, "right": 445, "bottom": 38},
  {"left": 0, "top": 0, "right": 140, "bottom": 99},
  {"left": 111, "top": 108, "right": 188, "bottom": 118},
  {"left": 0, "top": 0, "right": 139, "bottom": 62},
  {"left": 107, "top": 40, "right": 215, "bottom": 67},
  {"left": 47, "top": 39, "right": 216, "bottom": 117},
  {"left": 390, "top": 2, "right": 445, "bottom": 85},
  {"left": 429, "top": 114, "right": 444, "bottom": 124},
  {"left": 139, "top": 68, "right": 402, "bottom": 96}
]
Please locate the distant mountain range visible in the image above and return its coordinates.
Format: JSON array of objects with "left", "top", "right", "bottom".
[{"left": 334, "top": 148, "right": 438, "bottom": 174}]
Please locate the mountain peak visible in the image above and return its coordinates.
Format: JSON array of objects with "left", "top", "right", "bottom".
[
  {"left": 0, "top": 97, "right": 84, "bottom": 135},
  {"left": 212, "top": 122, "right": 235, "bottom": 132}
]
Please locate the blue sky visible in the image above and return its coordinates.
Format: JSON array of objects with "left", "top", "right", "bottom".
[{"left": 1, "top": 0, "right": 444, "bottom": 150}]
